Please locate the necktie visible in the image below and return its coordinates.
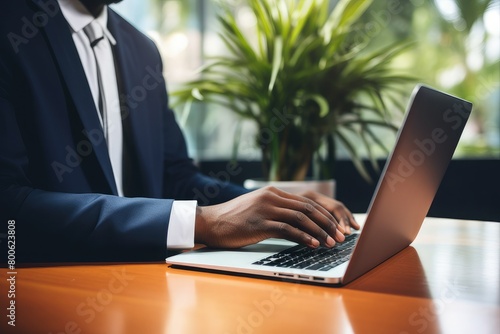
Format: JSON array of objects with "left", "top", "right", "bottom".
[{"left": 84, "top": 21, "right": 123, "bottom": 196}]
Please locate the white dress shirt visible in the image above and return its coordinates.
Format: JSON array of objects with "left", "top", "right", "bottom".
[{"left": 57, "top": 0, "right": 196, "bottom": 249}]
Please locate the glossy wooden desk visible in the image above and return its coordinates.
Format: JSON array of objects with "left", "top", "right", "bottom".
[{"left": 1, "top": 216, "right": 499, "bottom": 334}]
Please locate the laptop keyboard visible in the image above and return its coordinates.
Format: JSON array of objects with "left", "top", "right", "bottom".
[{"left": 252, "top": 233, "right": 359, "bottom": 271}]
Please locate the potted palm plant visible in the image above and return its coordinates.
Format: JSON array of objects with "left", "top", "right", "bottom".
[{"left": 173, "top": 0, "right": 413, "bottom": 194}]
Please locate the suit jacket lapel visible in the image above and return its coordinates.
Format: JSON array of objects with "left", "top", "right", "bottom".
[
  {"left": 32, "top": 0, "right": 118, "bottom": 194},
  {"left": 107, "top": 10, "right": 163, "bottom": 197}
]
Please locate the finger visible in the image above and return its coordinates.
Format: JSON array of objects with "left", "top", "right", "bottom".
[
  {"left": 271, "top": 187, "right": 346, "bottom": 235},
  {"left": 328, "top": 202, "right": 359, "bottom": 232},
  {"left": 340, "top": 215, "right": 352, "bottom": 235},
  {"left": 266, "top": 220, "right": 321, "bottom": 248},
  {"left": 273, "top": 203, "right": 344, "bottom": 247},
  {"left": 270, "top": 205, "right": 335, "bottom": 247},
  {"left": 298, "top": 191, "right": 356, "bottom": 231},
  {"left": 349, "top": 214, "right": 361, "bottom": 230}
]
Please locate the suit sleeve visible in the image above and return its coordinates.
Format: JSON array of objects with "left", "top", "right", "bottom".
[{"left": 0, "top": 65, "right": 171, "bottom": 262}]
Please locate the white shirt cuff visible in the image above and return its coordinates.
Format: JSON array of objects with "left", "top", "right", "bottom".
[{"left": 166, "top": 200, "right": 197, "bottom": 249}]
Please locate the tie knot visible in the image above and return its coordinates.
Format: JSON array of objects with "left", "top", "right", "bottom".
[{"left": 84, "top": 21, "right": 104, "bottom": 47}]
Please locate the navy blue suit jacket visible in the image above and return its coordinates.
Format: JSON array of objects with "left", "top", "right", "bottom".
[{"left": 0, "top": 0, "right": 247, "bottom": 262}]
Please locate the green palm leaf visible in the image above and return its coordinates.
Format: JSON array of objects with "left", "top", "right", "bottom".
[{"left": 173, "top": 0, "right": 415, "bottom": 181}]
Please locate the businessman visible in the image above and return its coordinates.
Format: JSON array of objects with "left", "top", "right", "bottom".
[{"left": 0, "top": 0, "right": 359, "bottom": 262}]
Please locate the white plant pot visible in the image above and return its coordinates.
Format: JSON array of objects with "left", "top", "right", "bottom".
[{"left": 244, "top": 179, "right": 336, "bottom": 198}]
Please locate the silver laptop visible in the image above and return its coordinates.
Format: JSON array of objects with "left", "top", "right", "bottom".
[{"left": 166, "top": 85, "right": 472, "bottom": 285}]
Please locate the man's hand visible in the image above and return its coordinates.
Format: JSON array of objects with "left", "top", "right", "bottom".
[{"left": 194, "top": 186, "right": 358, "bottom": 249}]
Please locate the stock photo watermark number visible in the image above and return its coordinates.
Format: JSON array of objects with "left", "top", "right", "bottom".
[{"left": 6, "top": 220, "right": 17, "bottom": 327}]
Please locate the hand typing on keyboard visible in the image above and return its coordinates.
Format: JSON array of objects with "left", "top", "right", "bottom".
[{"left": 194, "top": 186, "right": 360, "bottom": 249}]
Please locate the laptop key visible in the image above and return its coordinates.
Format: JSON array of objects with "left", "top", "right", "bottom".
[{"left": 305, "top": 263, "right": 327, "bottom": 270}]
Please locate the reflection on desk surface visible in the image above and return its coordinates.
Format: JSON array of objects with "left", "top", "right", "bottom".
[
  {"left": 1, "top": 217, "right": 499, "bottom": 334},
  {"left": 165, "top": 246, "right": 439, "bottom": 334}
]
